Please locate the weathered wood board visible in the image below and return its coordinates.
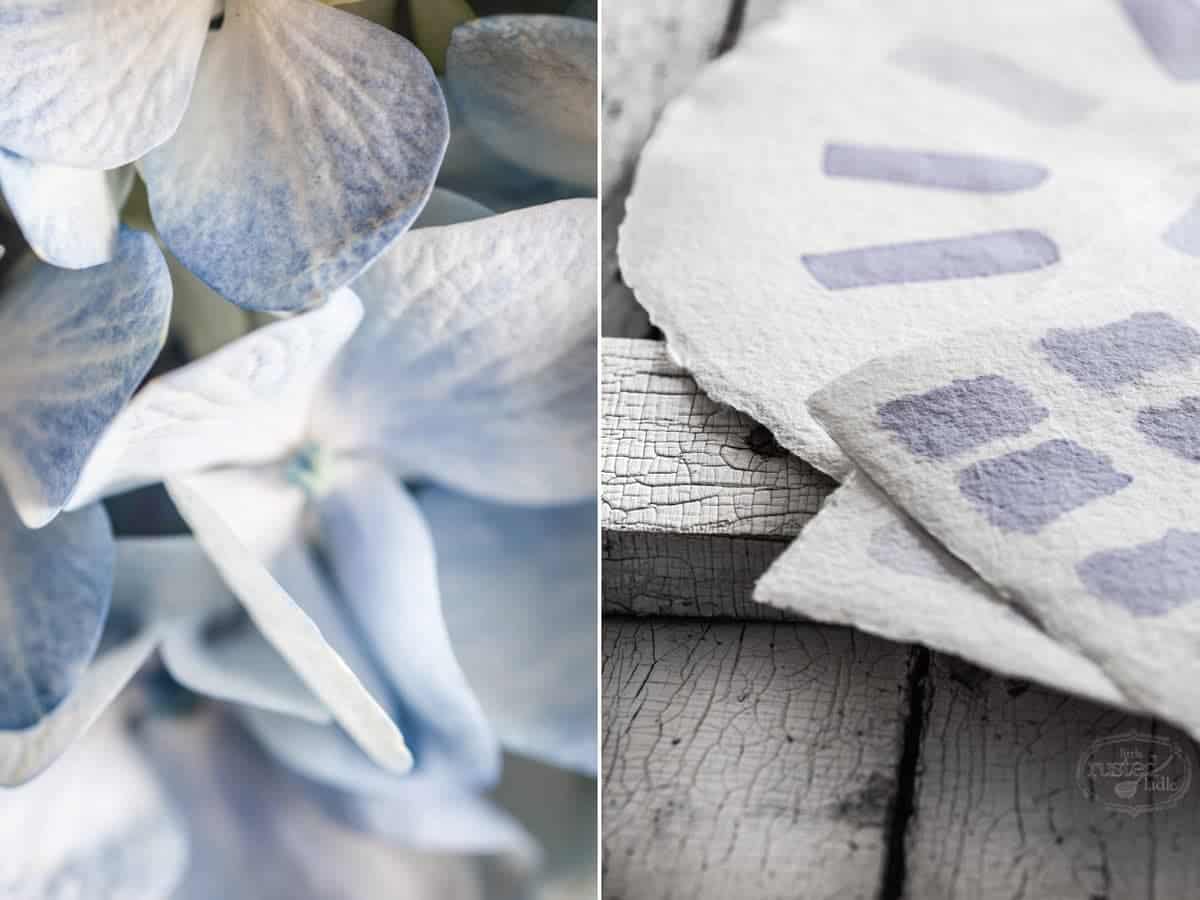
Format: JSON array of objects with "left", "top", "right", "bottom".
[
  {"left": 602, "top": 618, "right": 914, "bottom": 900},
  {"left": 907, "top": 655, "right": 1200, "bottom": 900},
  {"left": 602, "top": 338, "right": 836, "bottom": 619}
]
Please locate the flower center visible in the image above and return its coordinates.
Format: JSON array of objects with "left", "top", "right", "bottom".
[{"left": 285, "top": 441, "right": 332, "bottom": 497}]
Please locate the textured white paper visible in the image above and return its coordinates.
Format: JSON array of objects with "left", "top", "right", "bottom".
[
  {"left": 620, "top": 0, "right": 1200, "bottom": 478},
  {"left": 810, "top": 309, "right": 1200, "bottom": 739},
  {"left": 755, "top": 471, "right": 1128, "bottom": 709}
]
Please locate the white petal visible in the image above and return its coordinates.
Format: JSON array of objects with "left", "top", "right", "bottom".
[
  {"left": 0, "top": 0, "right": 213, "bottom": 168},
  {"left": 0, "top": 229, "right": 171, "bottom": 528},
  {"left": 446, "top": 15, "right": 597, "bottom": 189},
  {"left": 0, "top": 707, "right": 188, "bottom": 899},
  {"left": 165, "top": 468, "right": 413, "bottom": 775},
  {"left": 0, "top": 153, "right": 133, "bottom": 269},
  {"left": 140, "top": 0, "right": 449, "bottom": 311},
  {"left": 68, "top": 288, "right": 362, "bottom": 510},
  {"left": 313, "top": 199, "right": 598, "bottom": 506}
]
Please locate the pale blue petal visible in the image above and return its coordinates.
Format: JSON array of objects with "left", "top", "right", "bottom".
[
  {"left": 137, "top": 708, "right": 487, "bottom": 899},
  {"left": 413, "top": 187, "right": 492, "bottom": 229},
  {"left": 0, "top": 493, "right": 112, "bottom": 731},
  {"left": 0, "top": 153, "right": 133, "bottom": 269},
  {"left": 140, "top": 0, "right": 449, "bottom": 312},
  {"left": 0, "top": 707, "right": 188, "bottom": 900},
  {"left": 0, "top": 0, "right": 213, "bottom": 168},
  {"left": 0, "top": 228, "right": 171, "bottom": 528},
  {"left": 313, "top": 199, "right": 598, "bottom": 506},
  {"left": 419, "top": 488, "right": 597, "bottom": 773},
  {"left": 317, "top": 461, "right": 500, "bottom": 787},
  {"left": 165, "top": 467, "right": 413, "bottom": 773},
  {"left": 446, "top": 15, "right": 596, "bottom": 189}
]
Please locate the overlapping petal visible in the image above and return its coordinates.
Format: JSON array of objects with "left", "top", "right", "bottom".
[
  {"left": 0, "top": 228, "right": 171, "bottom": 528},
  {"left": 68, "top": 288, "right": 362, "bottom": 510},
  {"left": 419, "top": 488, "right": 597, "bottom": 773},
  {"left": 313, "top": 199, "right": 598, "bottom": 506},
  {"left": 446, "top": 15, "right": 597, "bottom": 189},
  {"left": 165, "top": 466, "right": 413, "bottom": 775},
  {"left": 0, "top": 494, "right": 112, "bottom": 733},
  {"left": 0, "top": 0, "right": 214, "bottom": 169},
  {"left": 317, "top": 461, "right": 500, "bottom": 787},
  {"left": 140, "top": 0, "right": 449, "bottom": 311},
  {"left": 0, "top": 707, "right": 188, "bottom": 899},
  {"left": 0, "top": 153, "right": 133, "bottom": 269}
]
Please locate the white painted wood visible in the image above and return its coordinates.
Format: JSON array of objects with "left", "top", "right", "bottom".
[
  {"left": 908, "top": 655, "right": 1200, "bottom": 900},
  {"left": 601, "top": 0, "right": 736, "bottom": 337},
  {"left": 602, "top": 619, "right": 912, "bottom": 900},
  {"left": 602, "top": 338, "right": 835, "bottom": 618}
]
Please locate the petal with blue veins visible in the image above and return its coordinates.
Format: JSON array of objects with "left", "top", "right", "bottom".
[
  {"left": 68, "top": 288, "right": 362, "bottom": 511},
  {"left": 0, "top": 228, "right": 171, "bottom": 528},
  {"left": 0, "top": 0, "right": 213, "bottom": 168},
  {"left": 447, "top": 15, "right": 597, "bottom": 189},
  {"left": 140, "top": 0, "right": 449, "bottom": 311},
  {"left": 165, "top": 466, "right": 413, "bottom": 775},
  {"left": 0, "top": 493, "right": 112, "bottom": 733},
  {"left": 317, "top": 460, "right": 500, "bottom": 787},
  {"left": 313, "top": 199, "right": 598, "bottom": 507},
  {"left": 0, "top": 153, "right": 133, "bottom": 269},
  {"left": 0, "top": 706, "right": 188, "bottom": 900},
  {"left": 419, "top": 488, "right": 597, "bottom": 774}
]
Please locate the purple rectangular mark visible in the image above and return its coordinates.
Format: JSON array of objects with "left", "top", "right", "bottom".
[
  {"left": 823, "top": 143, "right": 1049, "bottom": 193},
  {"left": 958, "top": 439, "right": 1132, "bottom": 534},
  {"left": 1038, "top": 311, "right": 1200, "bottom": 390},
  {"left": 890, "top": 37, "right": 1098, "bottom": 125},
  {"left": 1079, "top": 530, "right": 1200, "bottom": 616},
  {"left": 1121, "top": 0, "right": 1200, "bottom": 80},
  {"left": 802, "top": 229, "right": 1059, "bottom": 290}
]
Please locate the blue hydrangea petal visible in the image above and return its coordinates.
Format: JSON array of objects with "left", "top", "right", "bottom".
[
  {"left": 139, "top": 0, "right": 449, "bottom": 312},
  {"left": 312, "top": 199, "right": 598, "bottom": 507},
  {"left": 0, "top": 228, "right": 171, "bottom": 528},
  {"left": 0, "top": 0, "right": 213, "bottom": 169},
  {"left": 316, "top": 460, "right": 501, "bottom": 788},
  {"left": 419, "top": 487, "right": 597, "bottom": 774},
  {"left": 0, "top": 493, "right": 113, "bottom": 732},
  {"left": 68, "top": 289, "right": 361, "bottom": 511},
  {"left": 0, "top": 707, "right": 188, "bottom": 899},
  {"left": 446, "top": 15, "right": 596, "bottom": 189},
  {"left": 165, "top": 467, "right": 413, "bottom": 775},
  {"left": 0, "top": 153, "right": 133, "bottom": 269}
]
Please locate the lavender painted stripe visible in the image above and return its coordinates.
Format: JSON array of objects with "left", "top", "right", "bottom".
[
  {"left": 1079, "top": 530, "right": 1200, "bottom": 617},
  {"left": 1039, "top": 312, "right": 1200, "bottom": 390},
  {"left": 1121, "top": 0, "right": 1200, "bottom": 80},
  {"left": 803, "top": 229, "right": 1059, "bottom": 290},
  {"left": 823, "top": 143, "right": 1049, "bottom": 193},
  {"left": 1164, "top": 199, "right": 1200, "bottom": 256},
  {"left": 890, "top": 37, "right": 1098, "bottom": 125},
  {"left": 1137, "top": 396, "right": 1200, "bottom": 462}
]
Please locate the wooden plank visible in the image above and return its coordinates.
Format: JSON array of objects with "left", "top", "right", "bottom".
[
  {"left": 602, "top": 338, "right": 835, "bottom": 618},
  {"left": 600, "top": 0, "right": 737, "bottom": 337},
  {"left": 906, "top": 654, "right": 1200, "bottom": 900},
  {"left": 601, "top": 618, "right": 914, "bottom": 900}
]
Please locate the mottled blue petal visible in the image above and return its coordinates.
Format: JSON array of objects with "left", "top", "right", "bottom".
[
  {"left": 0, "top": 153, "right": 133, "bottom": 269},
  {"left": 317, "top": 461, "right": 500, "bottom": 787},
  {"left": 0, "top": 228, "right": 171, "bottom": 528},
  {"left": 446, "top": 15, "right": 596, "bottom": 189},
  {"left": 0, "top": 0, "right": 212, "bottom": 168},
  {"left": 0, "top": 492, "right": 112, "bottom": 731},
  {"left": 313, "top": 199, "right": 598, "bottom": 506},
  {"left": 0, "top": 707, "right": 188, "bottom": 899},
  {"left": 140, "top": 0, "right": 449, "bottom": 311},
  {"left": 419, "top": 488, "right": 597, "bottom": 773}
]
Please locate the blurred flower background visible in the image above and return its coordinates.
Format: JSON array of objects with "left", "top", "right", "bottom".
[{"left": 0, "top": 0, "right": 597, "bottom": 897}]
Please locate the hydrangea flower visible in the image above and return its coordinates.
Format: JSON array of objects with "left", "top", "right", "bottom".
[{"left": 0, "top": 0, "right": 447, "bottom": 311}]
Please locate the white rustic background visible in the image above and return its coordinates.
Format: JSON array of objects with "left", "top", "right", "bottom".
[{"left": 600, "top": 3, "right": 1200, "bottom": 898}]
